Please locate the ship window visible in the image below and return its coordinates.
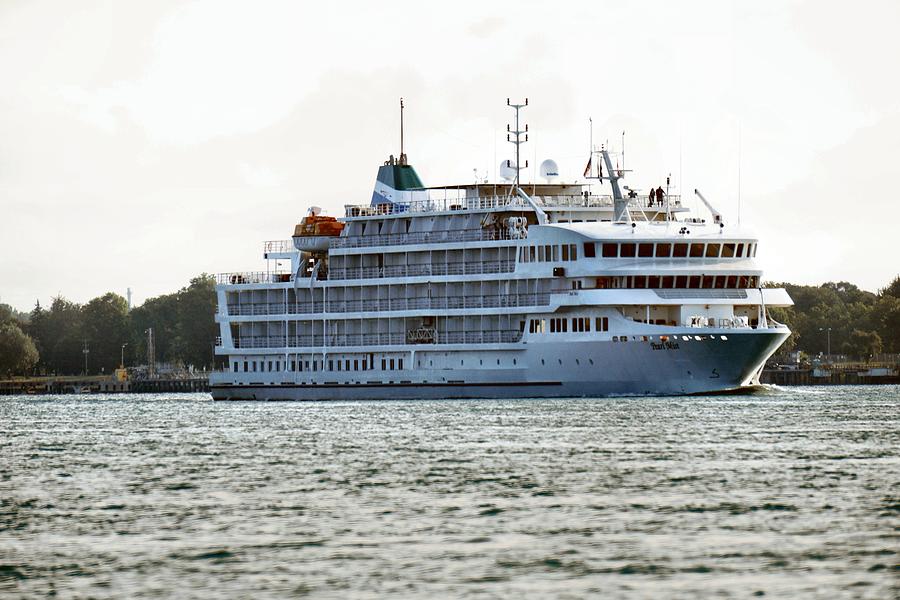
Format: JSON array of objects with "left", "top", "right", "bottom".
[
  {"left": 497, "top": 359, "right": 501, "bottom": 365},
  {"left": 328, "top": 360, "right": 333, "bottom": 371},
  {"left": 736, "top": 243, "right": 745, "bottom": 257},
  {"left": 545, "top": 245, "right": 552, "bottom": 261},
  {"left": 638, "top": 243, "right": 653, "bottom": 257},
  {"left": 336, "top": 361, "right": 341, "bottom": 371},
  {"left": 722, "top": 243, "right": 735, "bottom": 258},
  {"left": 648, "top": 276, "right": 661, "bottom": 288},
  {"left": 620, "top": 243, "right": 636, "bottom": 257},
  {"left": 276, "top": 361, "right": 281, "bottom": 371},
  {"left": 354, "top": 360, "right": 359, "bottom": 371},
  {"left": 673, "top": 243, "right": 688, "bottom": 257},
  {"left": 689, "top": 276, "right": 701, "bottom": 289},
  {"left": 399, "top": 359, "right": 403, "bottom": 370},
  {"left": 345, "top": 359, "right": 350, "bottom": 371},
  {"left": 312, "top": 360, "right": 317, "bottom": 372},
  {"left": 714, "top": 276, "right": 726, "bottom": 289},
  {"left": 390, "top": 359, "right": 395, "bottom": 370},
  {"left": 589, "top": 359, "right": 594, "bottom": 365},
  {"left": 529, "top": 246, "right": 536, "bottom": 262},
  {"left": 726, "top": 275, "right": 737, "bottom": 288},
  {"left": 655, "top": 243, "right": 671, "bottom": 257},
  {"left": 662, "top": 275, "right": 674, "bottom": 288},
  {"left": 602, "top": 243, "right": 618, "bottom": 258},
  {"left": 541, "top": 359, "right": 545, "bottom": 365},
  {"left": 702, "top": 275, "right": 714, "bottom": 288},
  {"left": 552, "top": 245, "right": 559, "bottom": 261},
  {"left": 252, "top": 361, "right": 257, "bottom": 372},
  {"left": 513, "top": 358, "right": 517, "bottom": 365},
  {"left": 243, "top": 361, "right": 248, "bottom": 372},
  {"left": 690, "top": 243, "right": 704, "bottom": 257},
  {"left": 381, "top": 359, "right": 386, "bottom": 370},
  {"left": 233, "top": 362, "right": 238, "bottom": 373},
  {"left": 706, "top": 244, "right": 721, "bottom": 258},
  {"left": 750, "top": 276, "right": 759, "bottom": 287},
  {"left": 563, "top": 319, "right": 568, "bottom": 332},
  {"left": 562, "top": 245, "right": 569, "bottom": 261},
  {"left": 634, "top": 276, "right": 646, "bottom": 289},
  {"left": 583, "top": 242, "right": 596, "bottom": 258},
  {"left": 571, "top": 245, "right": 577, "bottom": 260}
]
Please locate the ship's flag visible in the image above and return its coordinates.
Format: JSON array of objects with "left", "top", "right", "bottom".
[{"left": 583, "top": 156, "right": 592, "bottom": 178}]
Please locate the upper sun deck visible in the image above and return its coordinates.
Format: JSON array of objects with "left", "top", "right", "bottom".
[{"left": 344, "top": 182, "right": 684, "bottom": 220}]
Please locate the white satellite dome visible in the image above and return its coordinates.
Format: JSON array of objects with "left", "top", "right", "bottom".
[
  {"left": 539, "top": 159, "right": 559, "bottom": 182},
  {"left": 499, "top": 160, "right": 517, "bottom": 182}
]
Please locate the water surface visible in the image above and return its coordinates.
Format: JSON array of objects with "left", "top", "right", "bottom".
[{"left": 1, "top": 386, "right": 898, "bottom": 598}]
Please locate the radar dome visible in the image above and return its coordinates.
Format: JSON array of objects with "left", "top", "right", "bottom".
[
  {"left": 499, "top": 160, "right": 517, "bottom": 181},
  {"left": 539, "top": 159, "right": 559, "bottom": 182}
]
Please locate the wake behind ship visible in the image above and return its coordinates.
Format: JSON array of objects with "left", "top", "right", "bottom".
[{"left": 211, "top": 100, "right": 792, "bottom": 400}]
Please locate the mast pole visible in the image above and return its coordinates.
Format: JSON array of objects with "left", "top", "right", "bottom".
[{"left": 400, "top": 97, "right": 405, "bottom": 164}]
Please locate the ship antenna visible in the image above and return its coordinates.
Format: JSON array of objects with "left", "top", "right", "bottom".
[{"left": 400, "top": 97, "right": 406, "bottom": 165}]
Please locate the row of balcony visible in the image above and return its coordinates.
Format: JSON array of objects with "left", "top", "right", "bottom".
[
  {"left": 225, "top": 292, "right": 551, "bottom": 317},
  {"left": 231, "top": 330, "right": 523, "bottom": 349},
  {"left": 329, "top": 259, "right": 516, "bottom": 280}
]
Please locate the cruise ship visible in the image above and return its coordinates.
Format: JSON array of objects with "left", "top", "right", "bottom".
[{"left": 210, "top": 101, "right": 792, "bottom": 400}]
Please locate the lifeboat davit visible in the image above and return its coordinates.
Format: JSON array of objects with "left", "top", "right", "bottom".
[{"left": 292, "top": 207, "right": 344, "bottom": 252}]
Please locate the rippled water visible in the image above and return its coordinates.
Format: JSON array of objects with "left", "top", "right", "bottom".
[{"left": 1, "top": 386, "right": 898, "bottom": 598}]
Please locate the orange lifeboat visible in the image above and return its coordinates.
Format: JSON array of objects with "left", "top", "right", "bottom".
[{"left": 292, "top": 208, "right": 344, "bottom": 252}]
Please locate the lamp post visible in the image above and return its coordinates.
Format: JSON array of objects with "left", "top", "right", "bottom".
[
  {"left": 121, "top": 343, "right": 128, "bottom": 369},
  {"left": 819, "top": 327, "right": 832, "bottom": 358},
  {"left": 82, "top": 340, "right": 89, "bottom": 375}
]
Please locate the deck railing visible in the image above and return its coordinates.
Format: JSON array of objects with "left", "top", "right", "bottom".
[
  {"left": 216, "top": 272, "right": 293, "bottom": 285},
  {"left": 331, "top": 227, "right": 519, "bottom": 249},
  {"left": 263, "top": 240, "right": 294, "bottom": 254},
  {"left": 225, "top": 292, "right": 551, "bottom": 317},
  {"left": 232, "top": 329, "right": 523, "bottom": 349},
  {"left": 329, "top": 259, "right": 515, "bottom": 281},
  {"left": 344, "top": 193, "right": 682, "bottom": 218}
]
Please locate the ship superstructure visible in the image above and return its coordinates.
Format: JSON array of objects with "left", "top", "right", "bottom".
[{"left": 210, "top": 101, "right": 792, "bottom": 400}]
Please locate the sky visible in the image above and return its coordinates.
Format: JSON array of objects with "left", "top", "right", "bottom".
[{"left": 1, "top": 0, "right": 898, "bottom": 311}]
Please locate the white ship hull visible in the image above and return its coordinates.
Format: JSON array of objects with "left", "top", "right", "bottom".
[{"left": 210, "top": 329, "right": 788, "bottom": 401}]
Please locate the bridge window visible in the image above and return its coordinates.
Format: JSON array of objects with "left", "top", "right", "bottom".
[
  {"left": 620, "top": 243, "right": 636, "bottom": 257},
  {"left": 702, "top": 275, "right": 714, "bottom": 288},
  {"left": 655, "top": 243, "right": 671, "bottom": 257},
  {"left": 570, "top": 245, "right": 577, "bottom": 260},
  {"left": 648, "top": 276, "right": 661, "bottom": 288},
  {"left": 722, "top": 243, "right": 735, "bottom": 257},
  {"left": 602, "top": 243, "right": 618, "bottom": 258},
  {"left": 662, "top": 275, "right": 674, "bottom": 288},
  {"left": 690, "top": 243, "right": 704, "bottom": 257},
  {"left": 736, "top": 243, "right": 745, "bottom": 257},
  {"left": 706, "top": 243, "right": 720, "bottom": 258},
  {"left": 634, "top": 276, "right": 647, "bottom": 289},
  {"left": 595, "top": 317, "right": 609, "bottom": 331},
  {"left": 552, "top": 245, "right": 559, "bottom": 261},
  {"left": 562, "top": 244, "right": 569, "bottom": 261},
  {"left": 673, "top": 243, "right": 688, "bottom": 257},
  {"left": 584, "top": 242, "right": 596, "bottom": 258},
  {"left": 689, "top": 276, "right": 701, "bottom": 289},
  {"left": 714, "top": 276, "right": 726, "bottom": 289},
  {"left": 638, "top": 243, "right": 654, "bottom": 257},
  {"left": 675, "top": 275, "right": 687, "bottom": 288}
]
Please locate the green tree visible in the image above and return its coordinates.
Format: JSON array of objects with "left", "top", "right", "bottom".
[
  {"left": 842, "top": 329, "right": 883, "bottom": 360},
  {"left": 0, "top": 322, "right": 39, "bottom": 376},
  {"left": 82, "top": 293, "right": 131, "bottom": 374},
  {"left": 28, "top": 296, "right": 84, "bottom": 375}
]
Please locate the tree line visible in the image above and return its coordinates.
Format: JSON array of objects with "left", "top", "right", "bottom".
[
  {"left": 0, "top": 275, "right": 218, "bottom": 377},
  {"left": 766, "top": 276, "right": 900, "bottom": 360},
  {"left": 1, "top": 274, "right": 898, "bottom": 378}
]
